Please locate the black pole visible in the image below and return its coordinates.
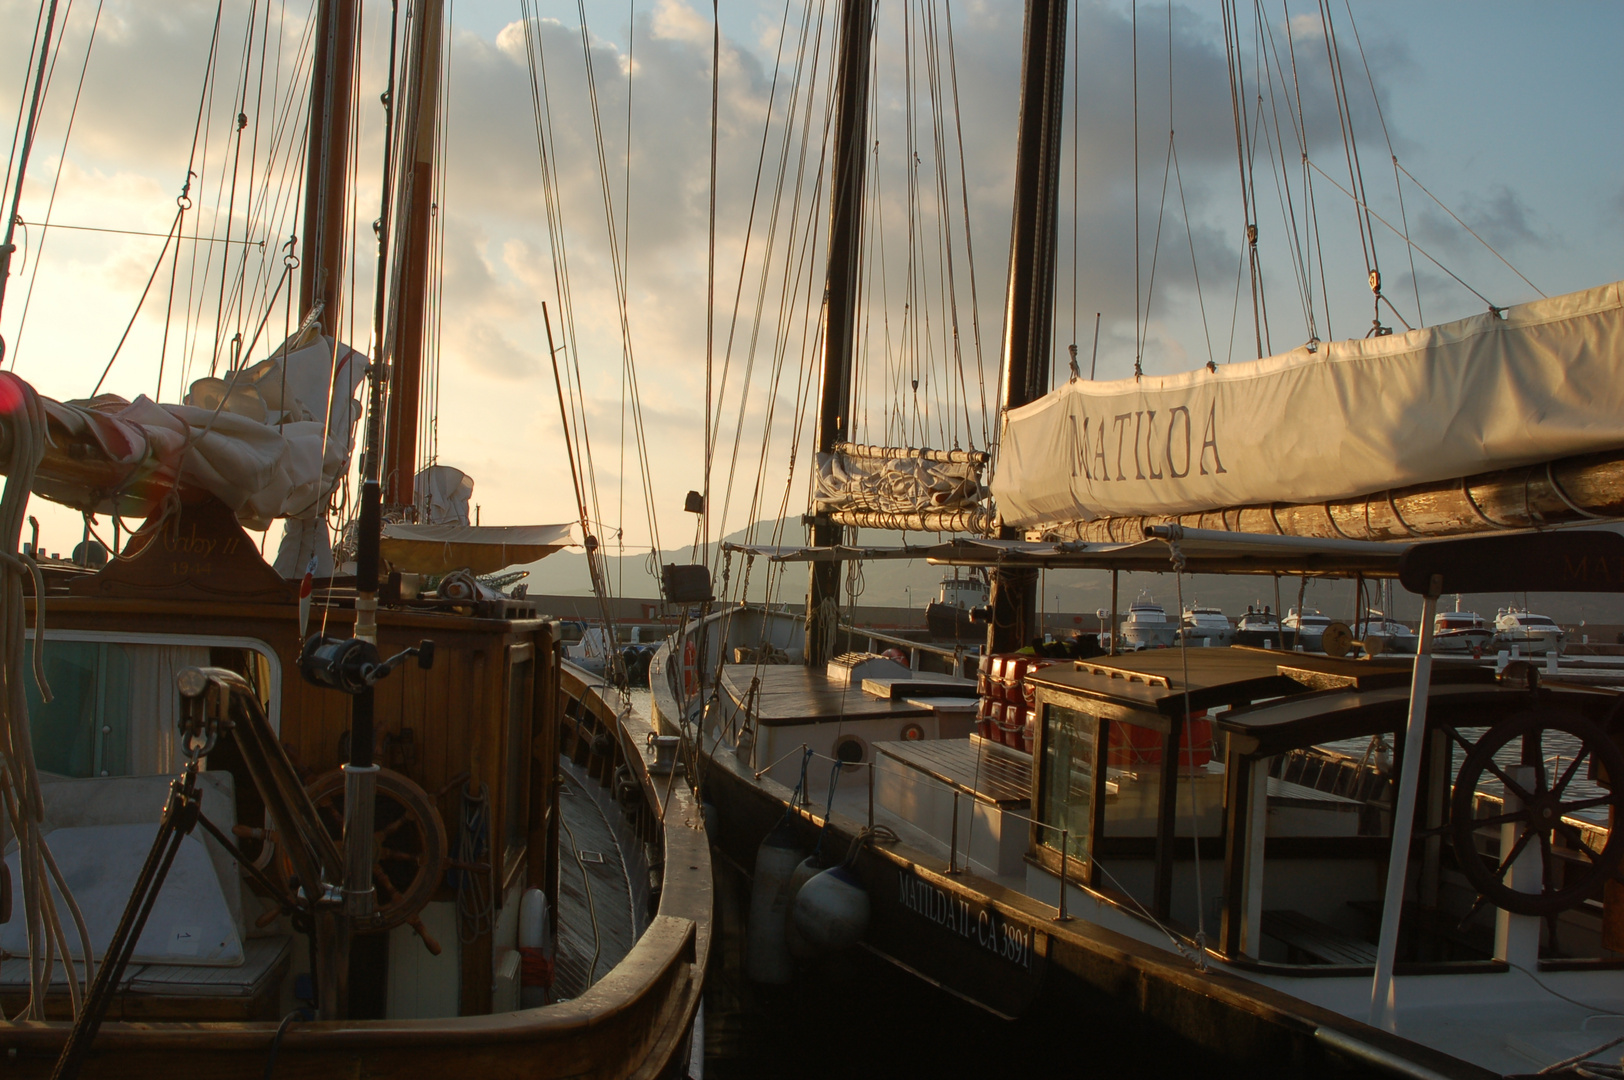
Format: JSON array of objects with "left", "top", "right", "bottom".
[
  {"left": 806, "top": 0, "right": 873, "bottom": 665},
  {"left": 988, "top": 0, "right": 1068, "bottom": 657}
]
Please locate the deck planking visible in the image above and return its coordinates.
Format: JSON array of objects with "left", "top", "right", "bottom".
[
  {"left": 876, "top": 737, "right": 1032, "bottom": 807},
  {"left": 721, "top": 664, "right": 936, "bottom": 726},
  {"left": 552, "top": 770, "right": 636, "bottom": 1001}
]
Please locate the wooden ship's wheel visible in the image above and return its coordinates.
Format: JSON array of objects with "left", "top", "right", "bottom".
[
  {"left": 306, "top": 767, "right": 448, "bottom": 947},
  {"left": 1443, "top": 709, "right": 1624, "bottom": 917}
]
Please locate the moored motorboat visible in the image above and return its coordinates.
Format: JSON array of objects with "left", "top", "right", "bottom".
[
  {"left": 1283, "top": 608, "right": 1332, "bottom": 652},
  {"left": 1493, "top": 608, "right": 1566, "bottom": 656},
  {"left": 1433, "top": 606, "right": 1494, "bottom": 656},
  {"left": 1178, "top": 602, "right": 1235, "bottom": 647},
  {"left": 1120, "top": 593, "right": 1177, "bottom": 651}
]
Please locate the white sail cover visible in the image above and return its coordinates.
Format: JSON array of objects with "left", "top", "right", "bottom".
[
  {"left": 379, "top": 522, "right": 573, "bottom": 574},
  {"left": 994, "top": 280, "right": 1624, "bottom": 526}
]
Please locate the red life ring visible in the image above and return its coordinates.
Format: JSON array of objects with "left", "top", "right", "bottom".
[{"left": 682, "top": 640, "right": 699, "bottom": 697}]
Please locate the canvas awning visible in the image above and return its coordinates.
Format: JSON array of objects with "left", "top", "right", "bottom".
[
  {"left": 723, "top": 526, "right": 1411, "bottom": 576},
  {"left": 380, "top": 523, "right": 574, "bottom": 575}
]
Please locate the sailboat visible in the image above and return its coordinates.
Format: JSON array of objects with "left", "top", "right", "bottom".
[
  {"left": 653, "top": 1, "right": 1624, "bottom": 1076},
  {"left": 0, "top": 2, "right": 707, "bottom": 1075}
]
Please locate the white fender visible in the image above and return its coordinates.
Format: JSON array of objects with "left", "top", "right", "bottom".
[
  {"left": 519, "top": 887, "right": 552, "bottom": 1008},
  {"left": 745, "top": 824, "right": 804, "bottom": 984},
  {"left": 783, "top": 856, "right": 827, "bottom": 960}
]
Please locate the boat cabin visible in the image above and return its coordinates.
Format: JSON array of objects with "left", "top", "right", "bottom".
[{"left": 1024, "top": 647, "right": 1617, "bottom": 972}]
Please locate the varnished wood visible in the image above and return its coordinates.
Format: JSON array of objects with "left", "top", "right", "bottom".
[
  {"left": 1040, "top": 447, "right": 1624, "bottom": 543},
  {"left": 721, "top": 663, "right": 936, "bottom": 726}
]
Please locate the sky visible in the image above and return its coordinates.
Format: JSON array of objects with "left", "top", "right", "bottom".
[{"left": 0, "top": 0, "right": 1620, "bottom": 615}]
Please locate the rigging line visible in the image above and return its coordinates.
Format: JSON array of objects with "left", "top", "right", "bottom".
[
  {"left": 1070, "top": 0, "right": 1078, "bottom": 355},
  {"left": 1304, "top": 158, "right": 1498, "bottom": 311},
  {"left": 574, "top": 0, "right": 660, "bottom": 559},
  {"left": 1315, "top": 0, "right": 1374, "bottom": 280},
  {"left": 940, "top": 2, "right": 987, "bottom": 449},
  {"left": 1337, "top": 0, "right": 1423, "bottom": 322},
  {"left": 1253, "top": 4, "right": 1312, "bottom": 341},
  {"left": 16, "top": 219, "right": 258, "bottom": 245},
  {"left": 159, "top": 0, "right": 226, "bottom": 401},
  {"left": 90, "top": 206, "right": 183, "bottom": 395},
  {"left": 921, "top": 1, "right": 972, "bottom": 450},
  {"left": 1138, "top": 130, "right": 1175, "bottom": 374},
  {"left": 1281, "top": 0, "right": 1332, "bottom": 341},
  {"left": 619, "top": 0, "right": 632, "bottom": 577},
  {"left": 704, "top": 0, "right": 717, "bottom": 557},
  {"left": 1171, "top": 142, "right": 1216, "bottom": 368},
  {"left": 1221, "top": 1, "right": 1262, "bottom": 359},
  {"left": 0, "top": 0, "right": 62, "bottom": 337},
  {"left": 10, "top": 0, "right": 103, "bottom": 369},
  {"left": 178, "top": 0, "right": 229, "bottom": 394},
  {"left": 206, "top": 0, "right": 262, "bottom": 378},
  {"left": 710, "top": 0, "right": 816, "bottom": 566},
  {"left": 1, "top": 0, "right": 50, "bottom": 204},
  {"left": 1131, "top": 0, "right": 1141, "bottom": 374},
  {"left": 1392, "top": 159, "right": 1545, "bottom": 299}
]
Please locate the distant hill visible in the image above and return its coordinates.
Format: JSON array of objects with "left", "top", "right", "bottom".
[{"left": 513, "top": 517, "right": 1624, "bottom": 630}]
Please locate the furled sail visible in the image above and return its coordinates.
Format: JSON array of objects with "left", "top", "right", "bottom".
[
  {"left": 379, "top": 522, "right": 573, "bottom": 575},
  {"left": 994, "top": 280, "right": 1624, "bottom": 527},
  {"left": 18, "top": 330, "right": 365, "bottom": 528}
]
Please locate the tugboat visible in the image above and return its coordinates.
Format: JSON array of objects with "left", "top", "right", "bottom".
[
  {"left": 924, "top": 571, "right": 990, "bottom": 642},
  {"left": 1119, "top": 593, "right": 1177, "bottom": 651}
]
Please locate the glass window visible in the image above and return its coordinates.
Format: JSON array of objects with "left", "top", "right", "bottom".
[
  {"left": 505, "top": 657, "right": 535, "bottom": 855},
  {"left": 25, "top": 640, "right": 216, "bottom": 777},
  {"left": 1039, "top": 705, "right": 1095, "bottom": 864},
  {"left": 1103, "top": 718, "right": 1164, "bottom": 838}
]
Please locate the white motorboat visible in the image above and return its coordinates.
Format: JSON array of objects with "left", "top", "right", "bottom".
[
  {"left": 1351, "top": 612, "right": 1419, "bottom": 654},
  {"left": 1433, "top": 606, "right": 1495, "bottom": 655},
  {"left": 1494, "top": 608, "right": 1567, "bottom": 655},
  {"left": 1178, "top": 603, "right": 1235, "bottom": 646},
  {"left": 1120, "top": 593, "right": 1177, "bottom": 650},
  {"left": 1282, "top": 608, "right": 1332, "bottom": 651}
]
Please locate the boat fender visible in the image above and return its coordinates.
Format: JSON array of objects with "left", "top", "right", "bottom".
[
  {"left": 783, "top": 856, "right": 829, "bottom": 960},
  {"left": 682, "top": 640, "right": 699, "bottom": 697},
  {"left": 745, "top": 824, "right": 804, "bottom": 984},
  {"left": 791, "top": 865, "right": 870, "bottom": 952},
  {"left": 519, "top": 887, "right": 553, "bottom": 1008}
]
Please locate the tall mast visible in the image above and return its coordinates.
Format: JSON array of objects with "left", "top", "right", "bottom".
[
  {"left": 382, "top": 0, "right": 445, "bottom": 511},
  {"left": 299, "top": 0, "right": 359, "bottom": 325},
  {"left": 805, "top": 0, "right": 874, "bottom": 665},
  {"left": 988, "top": 0, "right": 1068, "bottom": 655}
]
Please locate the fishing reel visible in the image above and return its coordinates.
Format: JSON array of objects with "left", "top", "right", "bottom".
[{"left": 299, "top": 635, "right": 436, "bottom": 695}]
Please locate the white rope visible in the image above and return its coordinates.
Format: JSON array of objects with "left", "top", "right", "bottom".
[{"left": 0, "top": 373, "right": 93, "bottom": 1018}]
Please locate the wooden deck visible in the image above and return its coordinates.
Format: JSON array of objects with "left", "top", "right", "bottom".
[
  {"left": 552, "top": 770, "right": 636, "bottom": 1000},
  {"left": 875, "top": 737, "right": 1032, "bottom": 808},
  {"left": 721, "top": 664, "right": 936, "bottom": 726}
]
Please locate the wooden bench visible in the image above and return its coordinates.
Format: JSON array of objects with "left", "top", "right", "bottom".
[{"left": 1261, "top": 909, "right": 1377, "bottom": 966}]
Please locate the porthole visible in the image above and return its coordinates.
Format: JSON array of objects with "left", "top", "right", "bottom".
[{"left": 834, "top": 736, "right": 867, "bottom": 764}]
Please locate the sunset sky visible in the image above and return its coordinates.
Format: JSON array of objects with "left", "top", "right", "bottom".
[{"left": 1, "top": 1, "right": 1619, "bottom": 608}]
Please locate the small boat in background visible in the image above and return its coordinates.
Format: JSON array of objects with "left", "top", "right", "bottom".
[
  {"left": 1120, "top": 593, "right": 1177, "bottom": 650},
  {"left": 1351, "top": 612, "right": 1418, "bottom": 654},
  {"left": 1234, "top": 605, "right": 1293, "bottom": 649},
  {"left": 1178, "top": 603, "right": 1235, "bottom": 647},
  {"left": 1494, "top": 607, "right": 1567, "bottom": 655},
  {"left": 1433, "top": 603, "right": 1494, "bottom": 655},
  {"left": 1283, "top": 608, "right": 1332, "bottom": 651},
  {"left": 924, "top": 572, "right": 989, "bottom": 642}
]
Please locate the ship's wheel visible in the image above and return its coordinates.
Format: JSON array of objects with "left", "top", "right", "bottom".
[
  {"left": 1443, "top": 709, "right": 1624, "bottom": 917},
  {"left": 306, "top": 767, "right": 448, "bottom": 948}
]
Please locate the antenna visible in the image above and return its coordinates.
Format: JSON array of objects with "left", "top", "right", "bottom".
[{"left": 1089, "top": 312, "right": 1101, "bottom": 379}]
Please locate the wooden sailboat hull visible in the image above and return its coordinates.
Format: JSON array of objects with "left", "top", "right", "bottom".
[{"left": 655, "top": 608, "right": 1505, "bottom": 1080}]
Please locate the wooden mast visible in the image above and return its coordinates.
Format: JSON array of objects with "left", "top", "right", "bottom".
[
  {"left": 382, "top": 0, "right": 445, "bottom": 512},
  {"left": 299, "top": 0, "right": 359, "bottom": 325},
  {"left": 988, "top": 0, "right": 1068, "bottom": 655},
  {"left": 805, "top": 0, "right": 874, "bottom": 665}
]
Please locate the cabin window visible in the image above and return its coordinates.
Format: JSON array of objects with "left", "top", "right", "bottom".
[
  {"left": 505, "top": 653, "right": 535, "bottom": 858},
  {"left": 1101, "top": 718, "right": 1165, "bottom": 839},
  {"left": 1037, "top": 705, "right": 1095, "bottom": 865},
  {"left": 24, "top": 633, "right": 281, "bottom": 779}
]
